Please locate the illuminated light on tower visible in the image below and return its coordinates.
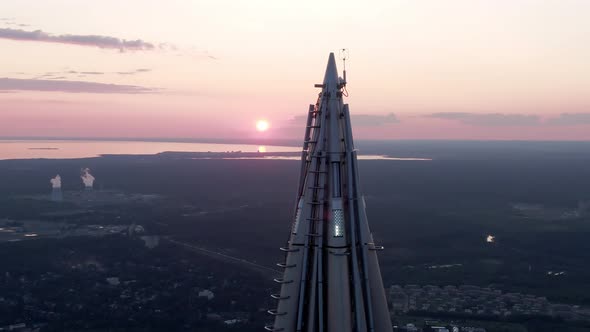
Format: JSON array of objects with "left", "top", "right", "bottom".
[{"left": 267, "top": 52, "right": 393, "bottom": 332}]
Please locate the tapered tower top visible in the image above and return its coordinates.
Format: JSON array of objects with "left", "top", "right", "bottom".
[
  {"left": 268, "top": 52, "right": 393, "bottom": 332},
  {"left": 323, "top": 52, "right": 339, "bottom": 89}
]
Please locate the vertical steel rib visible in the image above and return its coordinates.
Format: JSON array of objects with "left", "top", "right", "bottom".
[{"left": 343, "top": 105, "right": 369, "bottom": 332}]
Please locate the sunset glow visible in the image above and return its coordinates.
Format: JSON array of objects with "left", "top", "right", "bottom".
[{"left": 0, "top": 1, "right": 589, "bottom": 140}]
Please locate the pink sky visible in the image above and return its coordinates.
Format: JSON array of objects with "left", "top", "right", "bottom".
[{"left": 1, "top": 0, "right": 590, "bottom": 141}]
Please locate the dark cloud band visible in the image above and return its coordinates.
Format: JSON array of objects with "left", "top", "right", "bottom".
[
  {"left": 0, "top": 77, "right": 156, "bottom": 94},
  {"left": 289, "top": 112, "right": 399, "bottom": 127},
  {"left": 546, "top": 113, "right": 590, "bottom": 126},
  {"left": 427, "top": 112, "right": 541, "bottom": 126},
  {"left": 352, "top": 113, "right": 399, "bottom": 126},
  {"left": 0, "top": 28, "right": 154, "bottom": 51}
]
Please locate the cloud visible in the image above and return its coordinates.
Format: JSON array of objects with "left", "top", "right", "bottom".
[
  {"left": 34, "top": 73, "right": 61, "bottom": 79},
  {"left": 117, "top": 68, "right": 152, "bottom": 75},
  {"left": 0, "top": 77, "right": 156, "bottom": 94},
  {"left": 352, "top": 113, "right": 399, "bottom": 126},
  {"left": 2, "top": 21, "right": 31, "bottom": 28},
  {"left": 0, "top": 25, "right": 216, "bottom": 58},
  {"left": 546, "top": 113, "right": 590, "bottom": 126},
  {"left": 0, "top": 27, "right": 154, "bottom": 51},
  {"left": 427, "top": 112, "right": 541, "bottom": 126},
  {"left": 24, "top": 69, "right": 149, "bottom": 78},
  {"left": 6, "top": 68, "right": 152, "bottom": 80},
  {"left": 429, "top": 112, "right": 590, "bottom": 126},
  {"left": 288, "top": 112, "right": 399, "bottom": 127},
  {"left": 79, "top": 71, "right": 104, "bottom": 75}
]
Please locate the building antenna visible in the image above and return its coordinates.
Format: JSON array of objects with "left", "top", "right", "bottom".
[
  {"left": 339, "top": 48, "right": 349, "bottom": 96},
  {"left": 339, "top": 48, "right": 349, "bottom": 85}
]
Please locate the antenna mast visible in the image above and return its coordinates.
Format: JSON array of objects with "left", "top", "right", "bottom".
[{"left": 339, "top": 48, "right": 349, "bottom": 85}]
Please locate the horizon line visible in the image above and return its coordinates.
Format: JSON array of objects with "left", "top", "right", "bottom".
[{"left": 1, "top": 136, "right": 590, "bottom": 144}]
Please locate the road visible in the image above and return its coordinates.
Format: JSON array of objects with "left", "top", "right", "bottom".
[{"left": 164, "top": 237, "right": 282, "bottom": 277}]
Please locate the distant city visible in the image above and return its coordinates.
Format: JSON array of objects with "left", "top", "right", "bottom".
[{"left": 389, "top": 284, "right": 590, "bottom": 331}]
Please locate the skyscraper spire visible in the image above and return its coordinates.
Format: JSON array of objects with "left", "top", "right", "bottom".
[{"left": 267, "top": 53, "right": 393, "bottom": 332}]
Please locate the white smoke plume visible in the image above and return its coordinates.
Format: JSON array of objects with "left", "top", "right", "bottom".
[
  {"left": 486, "top": 235, "right": 495, "bottom": 243},
  {"left": 50, "top": 175, "right": 61, "bottom": 188},
  {"left": 81, "top": 168, "right": 95, "bottom": 188}
]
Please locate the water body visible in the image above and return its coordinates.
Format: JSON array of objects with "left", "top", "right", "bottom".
[
  {"left": 0, "top": 139, "right": 432, "bottom": 161},
  {"left": 0, "top": 140, "right": 300, "bottom": 160},
  {"left": 215, "top": 156, "right": 432, "bottom": 161}
]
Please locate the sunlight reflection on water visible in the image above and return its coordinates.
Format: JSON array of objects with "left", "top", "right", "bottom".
[{"left": 0, "top": 140, "right": 300, "bottom": 160}]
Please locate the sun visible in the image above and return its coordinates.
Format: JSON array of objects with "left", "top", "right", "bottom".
[{"left": 256, "top": 120, "right": 270, "bottom": 132}]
